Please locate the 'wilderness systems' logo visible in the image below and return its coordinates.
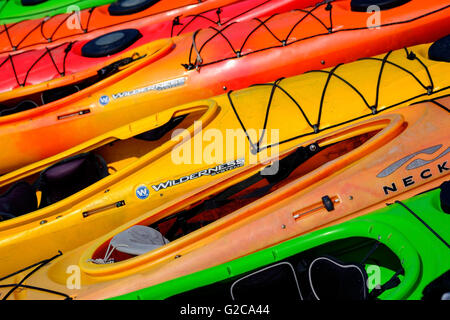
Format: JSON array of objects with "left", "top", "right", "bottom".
[
  {"left": 377, "top": 144, "right": 449, "bottom": 195},
  {"left": 152, "top": 159, "right": 245, "bottom": 192},
  {"left": 136, "top": 185, "right": 150, "bottom": 200},
  {"left": 99, "top": 95, "right": 110, "bottom": 106},
  {"left": 111, "top": 77, "right": 186, "bottom": 100}
]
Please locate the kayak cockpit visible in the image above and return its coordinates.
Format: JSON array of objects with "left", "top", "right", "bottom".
[
  {"left": 0, "top": 109, "right": 205, "bottom": 223},
  {"left": 167, "top": 236, "right": 405, "bottom": 301},
  {"left": 90, "top": 128, "right": 382, "bottom": 264}
]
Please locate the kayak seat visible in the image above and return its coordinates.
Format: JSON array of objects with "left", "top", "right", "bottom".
[
  {"left": 37, "top": 152, "right": 109, "bottom": 208},
  {"left": 21, "top": 0, "right": 48, "bottom": 6},
  {"left": 440, "top": 180, "right": 450, "bottom": 214},
  {"left": 110, "top": 225, "right": 169, "bottom": 256},
  {"left": 0, "top": 182, "right": 38, "bottom": 221},
  {"left": 422, "top": 270, "right": 450, "bottom": 300},
  {"left": 81, "top": 29, "right": 143, "bottom": 58},
  {"left": 429, "top": 34, "right": 450, "bottom": 63},
  {"left": 350, "top": 0, "right": 411, "bottom": 12},
  {"left": 41, "top": 85, "right": 80, "bottom": 105},
  {"left": 89, "top": 226, "right": 169, "bottom": 264},
  {"left": 0, "top": 100, "right": 38, "bottom": 117},
  {"left": 308, "top": 256, "right": 368, "bottom": 300},
  {"left": 230, "top": 262, "right": 303, "bottom": 301},
  {"left": 108, "top": 0, "right": 161, "bottom": 16}
]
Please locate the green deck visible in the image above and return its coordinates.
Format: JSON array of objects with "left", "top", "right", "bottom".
[{"left": 0, "top": 0, "right": 115, "bottom": 25}]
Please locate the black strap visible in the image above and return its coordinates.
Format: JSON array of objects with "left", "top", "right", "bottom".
[
  {"left": 360, "top": 241, "right": 381, "bottom": 265},
  {"left": 97, "top": 53, "right": 147, "bottom": 80},
  {"left": 369, "top": 267, "right": 404, "bottom": 299},
  {"left": 0, "top": 212, "right": 16, "bottom": 221},
  {"left": 358, "top": 240, "right": 403, "bottom": 299},
  {"left": 153, "top": 144, "right": 323, "bottom": 238}
]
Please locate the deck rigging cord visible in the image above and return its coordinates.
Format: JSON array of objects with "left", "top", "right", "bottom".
[
  {"left": 0, "top": 0, "right": 293, "bottom": 91},
  {"left": 0, "top": 251, "right": 72, "bottom": 300},
  {"left": 170, "top": 0, "right": 275, "bottom": 37},
  {"left": 0, "top": 0, "right": 205, "bottom": 53},
  {"left": 226, "top": 48, "right": 449, "bottom": 153},
  {"left": 0, "top": 48, "right": 146, "bottom": 106},
  {"left": 183, "top": 1, "right": 450, "bottom": 70}
]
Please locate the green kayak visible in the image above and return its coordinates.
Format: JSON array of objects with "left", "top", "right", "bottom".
[
  {"left": 0, "top": 0, "right": 115, "bottom": 25},
  {"left": 111, "top": 181, "right": 450, "bottom": 301}
]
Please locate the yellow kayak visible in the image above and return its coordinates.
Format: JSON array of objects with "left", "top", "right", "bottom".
[
  {"left": 0, "top": 40, "right": 449, "bottom": 279},
  {"left": 1, "top": 96, "right": 448, "bottom": 300}
]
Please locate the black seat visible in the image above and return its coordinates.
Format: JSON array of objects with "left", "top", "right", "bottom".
[
  {"left": 37, "top": 152, "right": 109, "bottom": 208},
  {"left": 440, "top": 180, "right": 450, "bottom": 214},
  {"left": 350, "top": 0, "right": 411, "bottom": 12},
  {"left": 21, "top": 0, "right": 48, "bottom": 6},
  {"left": 308, "top": 256, "right": 368, "bottom": 300},
  {"left": 0, "top": 100, "right": 38, "bottom": 117},
  {"left": 108, "top": 0, "right": 161, "bottom": 16},
  {"left": 429, "top": 35, "right": 450, "bottom": 63},
  {"left": 0, "top": 182, "right": 38, "bottom": 221},
  {"left": 230, "top": 262, "right": 303, "bottom": 301}
]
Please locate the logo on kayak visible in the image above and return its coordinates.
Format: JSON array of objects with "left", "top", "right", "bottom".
[
  {"left": 377, "top": 145, "right": 449, "bottom": 178},
  {"left": 152, "top": 159, "right": 245, "bottom": 192},
  {"left": 99, "top": 95, "right": 110, "bottom": 106},
  {"left": 136, "top": 185, "right": 150, "bottom": 200},
  {"left": 111, "top": 77, "right": 187, "bottom": 100},
  {"left": 378, "top": 144, "right": 449, "bottom": 195}
]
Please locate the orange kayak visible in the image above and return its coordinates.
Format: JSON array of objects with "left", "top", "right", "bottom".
[
  {"left": 0, "top": 1, "right": 449, "bottom": 174},
  {"left": 0, "top": 0, "right": 243, "bottom": 54},
  {"left": 0, "top": 0, "right": 315, "bottom": 93},
  {"left": 0, "top": 40, "right": 447, "bottom": 280},
  {"left": 0, "top": 96, "right": 447, "bottom": 300}
]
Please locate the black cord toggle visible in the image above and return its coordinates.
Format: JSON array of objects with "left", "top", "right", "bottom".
[
  {"left": 173, "top": 16, "right": 181, "bottom": 26},
  {"left": 64, "top": 42, "right": 74, "bottom": 54},
  {"left": 370, "top": 106, "right": 377, "bottom": 115},
  {"left": 407, "top": 51, "right": 416, "bottom": 60},
  {"left": 97, "top": 53, "right": 146, "bottom": 79},
  {"left": 181, "top": 63, "right": 195, "bottom": 70}
]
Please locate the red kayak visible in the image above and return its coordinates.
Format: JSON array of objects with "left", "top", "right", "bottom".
[
  {"left": 0, "top": 0, "right": 313, "bottom": 94},
  {"left": 0, "top": 0, "right": 238, "bottom": 54}
]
